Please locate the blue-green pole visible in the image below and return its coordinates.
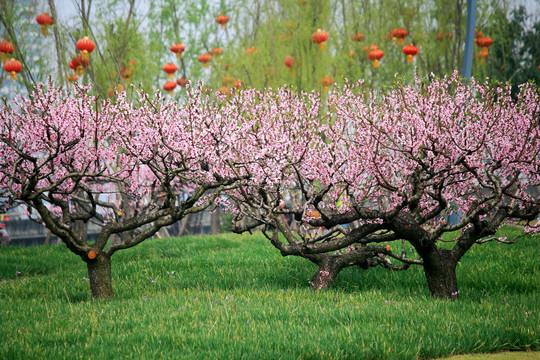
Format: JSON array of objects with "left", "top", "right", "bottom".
[{"left": 462, "top": 0, "right": 477, "bottom": 79}]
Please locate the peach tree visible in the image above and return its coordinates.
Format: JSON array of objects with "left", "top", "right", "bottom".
[
  {"left": 0, "top": 81, "right": 242, "bottom": 299},
  {"left": 227, "top": 74, "right": 540, "bottom": 299}
]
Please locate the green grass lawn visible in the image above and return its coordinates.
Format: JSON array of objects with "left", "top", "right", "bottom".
[{"left": 0, "top": 228, "right": 538, "bottom": 360}]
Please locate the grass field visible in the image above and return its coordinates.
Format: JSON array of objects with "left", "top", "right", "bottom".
[{"left": 0, "top": 227, "right": 538, "bottom": 359}]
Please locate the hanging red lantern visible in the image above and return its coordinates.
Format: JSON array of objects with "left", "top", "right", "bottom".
[
  {"left": 350, "top": 33, "right": 364, "bottom": 42},
  {"left": 163, "top": 63, "right": 178, "bottom": 79},
  {"left": 121, "top": 65, "right": 134, "bottom": 79},
  {"left": 0, "top": 40, "right": 14, "bottom": 63},
  {"left": 4, "top": 58, "right": 22, "bottom": 80},
  {"left": 245, "top": 46, "right": 258, "bottom": 54},
  {"left": 392, "top": 28, "right": 409, "bottom": 45},
  {"left": 402, "top": 44, "right": 419, "bottom": 63},
  {"left": 67, "top": 74, "right": 78, "bottom": 83},
  {"left": 284, "top": 55, "right": 295, "bottom": 72},
  {"left": 311, "top": 29, "right": 329, "bottom": 50},
  {"left": 319, "top": 75, "right": 334, "bottom": 92},
  {"left": 475, "top": 36, "right": 493, "bottom": 55},
  {"left": 215, "top": 14, "right": 229, "bottom": 29},
  {"left": 177, "top": 78, "right": 187, "bottom": 87},
  {"left": 163, "top": 81, "right": 177, "bottom": 95},
  {"left": 68, "top": 59, "right": 77, "bottom": 72},
  {"left": 70, "top": 54, "right": 89, "bottom": 76},
  {"left": 36, "top": 13, "right": 53, "bottom": 36},
  {"left": 437, "top": 32, "right": 453, "bottom": 41},
  {"left": 367, "top": 48, "right": 384, "bottom": 68},
  {"left": 170, "top": 43, "right": 185, "bottom": 59},
  {"left": 198, "top": 53, "right": 212, "bottom": 68},
  {"left": 210, "top": 47, "right": 223, "bottom": 56},
  {"left": 76, "top": 37, "right": 95, "bottom": 62}
]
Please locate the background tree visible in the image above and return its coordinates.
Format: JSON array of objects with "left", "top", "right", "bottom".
[{"left": 477, "top": 5, "right": 540, "bottom": 88}]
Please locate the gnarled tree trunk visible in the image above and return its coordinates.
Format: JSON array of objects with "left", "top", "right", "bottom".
[
  {"left": 310, "top": 255, "right": 345, "bottom": 291},
  {"left": 421, "top": 248, "right": 459, "bottom": 299},
  {"left": 308, "top": 252, "right": 380, "bottom": 291},
  {"left": 86, "top": 253, "right": 114, "bottom": 299}
]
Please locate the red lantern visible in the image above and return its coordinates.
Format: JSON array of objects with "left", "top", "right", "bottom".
[
  {"left": 245, "top": 46, "right": 258, "bottom": 54},
  {"left": 210, "top": 47, "right": 223, "bottom": 56},
  {"left": 68, "top": 59, "right": 77, "bottom": 72},
  {"left": 198, "top": 53, "right": 212, "bottom": 68},
  {"left": 76, "top": 37, "right": 95, "bottom": 61},
  {"left": 319, "top": 75, "right": 334, "bottom": 92},
  {"left": 367, "top": 48, "right": 384, "bottom": 68},
  {"left": 67, "top": 74, "right": 78, "bottom": 83},
  {"left": 350, "top": 33, "right": 364, "bottom": 42},
  {"left": 121, "top": 65, "right": 134, "bottom": 79},
  {"left": 437, "top": 32, "right": 453, "bottom": 41},
  {"left": 284, "top": 55, "right": 295, "bottom": 72},
  {"left": 177, "top": 78, "right": 187, "bottom": 87},
  {"left": 70, "top": 54, "right": 89, "bottom": 76},
  {"left": 475, "top": 36, "right": 492, "bottom": 55},
  {"left": 163, "top": 81, "right": 177, "bottom": 95},
  {"left": 392, "top": 28, "right": 408, "bottom": 45},
  {"left": 311, "top": 29, "right": 329, "bottom": 50},
  {"left": 4, "top": 58, "right": 22, "bottom": 80},
  {"left": 163, "top": 63, "right": 178, "bottom": 79},
  {"left": 0, "top": 40, "right": 14, "bottom": 63},
  {"left": 170, "top": 43, "right": 185, "bottom": 59},
  {"left": 36, "top": 13, "right": 53, "bottom": 36},
  {"left": 402, "top": 44, "right": 419, "bottom": 63},
  {"left": 215, "top": 14, "right": 229, "bottom": 29}
]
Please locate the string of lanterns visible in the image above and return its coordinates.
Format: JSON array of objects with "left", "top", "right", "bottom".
[{"left": 2, "top": 9, "right": 513, "bottom": 94}]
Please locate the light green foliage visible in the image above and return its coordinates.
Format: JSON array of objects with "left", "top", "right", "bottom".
[
  {"left": 2, "top": 0, "right": 539, "bottom": 97},
  {"left": 0, "top": 229, "right": 537, "bottom": 359}
]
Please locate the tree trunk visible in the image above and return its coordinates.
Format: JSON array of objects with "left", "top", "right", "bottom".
[
  {"left": 309, "top": 255, "right": 345, "bottom": 291},
  {"left": 74, "top": 220, "right": 88, "bottom": 243},
  {"left": 86, "top": 253, "right": 114, "bottom": 299},
  {"left": 211, "top": 207, "right": 221, "bottom": 235},
  {"left": 422, "top": 248, "right": 459, "bottom": 299},
  {"left": 44, "top": 230, "right": 52, "bottom": 245},
  {"left": 178, "top": 215, "right": 190, "bottom": 236}
]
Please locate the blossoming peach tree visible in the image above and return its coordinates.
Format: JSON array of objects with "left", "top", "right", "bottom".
[
  {"left": 228, "top": 74, "right": 540, "bottom": 299},
  {"left": 0, "top": 81, "right": 243, "bottom": 299}
]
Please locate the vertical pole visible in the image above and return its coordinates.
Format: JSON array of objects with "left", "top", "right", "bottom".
[{"left": 462, "top": 0, "right": 477, "bottom": 79}]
